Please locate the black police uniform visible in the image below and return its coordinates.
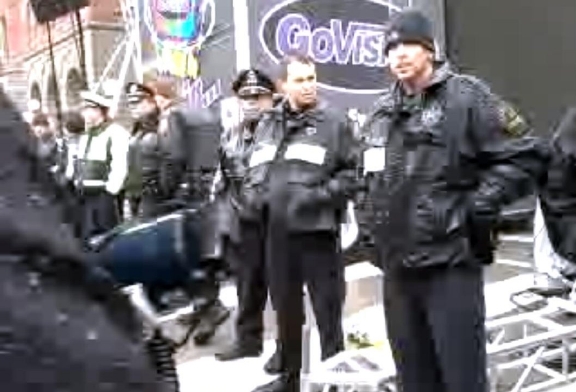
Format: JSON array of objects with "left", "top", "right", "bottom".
[
  {"left": 362, "top": 13, "right": 548, "bottom": 392},
  {"left": 539, "top": 108, "right": 576, "bottom": 270},
  {"left": 124, "top": 82, "right": 177, "bottom": 316},
  {"left": 214, "top": 70, "right": 276, "bottom": 362},
  {"left": 0, "top": 87, "right": 167, "bottom": 392},
  {"left": 124, "top": 82, "right": 165, "bottom": 218},
  {"left": 242, "top": 99, "right": 359, "bottom": 391},
  {"left": 161, "top": 105, "right": 230, "bottom": 346}
]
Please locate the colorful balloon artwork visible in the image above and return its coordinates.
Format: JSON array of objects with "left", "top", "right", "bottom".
[{"left": 143, "top": 0, "right": 215, "bottom": 79}]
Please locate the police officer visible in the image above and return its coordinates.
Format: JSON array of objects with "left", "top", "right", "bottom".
[
  {"left": 30, "top": 113, "right": 57, "bottom": 170},
  {"left": 60, "top": 111, "right": 86, "bottom": 237},
  {"left": 361, "top": 10, "right": 548, "bottom": 392},
  {"left": 124, "top": 82, "right": 164, "bottom": 218},
  {"left": 75, "top": 90, "right": 130, "bottom": 239},
  {"left": 534, "top": 108, "right": 576, "bottom": 290},
  {"left": 154, "top": 81, "right": 231, "bottom": 346},
  {"left": 214, "top": 69, "right": 280, "bottom": 364},
  {"left": 243, "top": 53, "right": 359, "bottom": 392}
]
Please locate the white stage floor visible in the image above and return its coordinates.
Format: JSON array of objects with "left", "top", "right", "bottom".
[{"left": 176, "top": 259, "right": 576, "bottom": 392}]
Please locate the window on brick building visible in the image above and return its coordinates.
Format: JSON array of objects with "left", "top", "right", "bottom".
[
  {"left": 0, "top": 16, "right": 7, "bottom": 63},
  {"left": 22, "top": 2, "right": 35, "bottom": 50}
]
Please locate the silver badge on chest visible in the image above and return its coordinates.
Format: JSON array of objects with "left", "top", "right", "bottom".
[
  {"left": 305, "top": 126, "right": 317, "bottom": 136},
  {"left": 421, "top": 103, "right": 443, "bottom": 127}
]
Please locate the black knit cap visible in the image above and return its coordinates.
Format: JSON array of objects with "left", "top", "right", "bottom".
[
  {"left": 232, "top": 68, "right": 276, "bottom": 98},
  {"left": 384, "top": 10, "right": 435, "bottom": 55}
]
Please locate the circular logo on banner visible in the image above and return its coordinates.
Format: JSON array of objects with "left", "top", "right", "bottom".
[{"left": 258, "top": 0, "right": 403, "bottom": 94}]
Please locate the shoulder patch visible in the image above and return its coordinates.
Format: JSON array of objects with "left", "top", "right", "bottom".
[
  {"left": 457, "top": 74, "right": 530, "bottom": 137},
  {"left": 498, "top": 101, "right": 529, "bottom": 137}
]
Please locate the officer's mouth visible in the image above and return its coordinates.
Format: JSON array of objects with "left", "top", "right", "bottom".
[{"left": 395, "top": 64, "right": 412, "bottom": 73}]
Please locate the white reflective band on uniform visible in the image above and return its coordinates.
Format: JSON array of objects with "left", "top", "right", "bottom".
[
  {"left": 249, "top": 144, "right": 277, "bottom": 167},
  {"left": 363, "top": 147, "right": 386, "bottom": 173},
  {"left": 284, "top": 143, "right": 326, "bottom": 165},
  {"left": 76, "top": 123, "right": 130, "bottom": 195},
  {"left": 81, "top": 180, "right": 107, "bottom": 187}
]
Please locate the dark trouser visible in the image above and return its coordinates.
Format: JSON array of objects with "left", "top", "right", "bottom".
[
  {"left": 383, "top": 265, "right": 487, "bottom": 392},
  {"left": 115, "top": 190, "right": 126, "bottom": 222},
  {"left": 127, "top": 196, "right": 141, "bottom": 218},
  {"left": 140, "top": 195, "right": 163, "bottom": 219},
  {"left": 147, "top": 206, "right": 221, "bottom": 311},
  {"left": 62, "top": 183, "right": 82, "bottom": 238},
  {"left": 267, "top": 230, "right": 345, "bottom": 374},
  {"left": 227, "top": 221, "right": 268, "bottom": 348},
  {"left": 79, "top": 189, "right": 120, "bottom": 240}
]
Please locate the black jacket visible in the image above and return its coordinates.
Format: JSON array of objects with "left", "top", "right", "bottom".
[
  {"left": 362, "top": 63, "right": 548, "bottom": 270},
  {"left": 539, "top": 107, "right": 576, "bottom": 263},
  {"left": 162, "top": 108, "right": 222, "bottom": 206},
  {"left": 126, "top": 113, "right": 164, "bottom": 212},
  {"left": 213, "top": 124, "right": 258, "bottom": 243},
  {"left": 0, "top": 254, "right": 167, "bottom": 392},
  {"left": 240, "top": 100, "right": 360, "bottom": 232}
]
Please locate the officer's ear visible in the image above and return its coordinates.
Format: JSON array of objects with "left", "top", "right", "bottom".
[
  {"left": 274, "top": 78, "right": 286, "bottom": 94},
  {"left": 425, "top": 47, "right": 435, "bottom": 63}
]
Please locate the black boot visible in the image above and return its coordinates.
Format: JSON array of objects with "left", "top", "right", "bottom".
[
  {"left": 215, "top": 341, "right": 262, "bottom": 361},
  {"left": 252, "top": 373, "right": 299, "bottom": 392},
  {"left": 192, "top": 300, "right": 230, "bottom": 346},
  {"left": 264, "top": 346, "right": 284, "bottom": 375}
]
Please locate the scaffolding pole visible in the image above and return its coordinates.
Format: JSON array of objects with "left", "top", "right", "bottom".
[{"left": 92, "top": 0, "right": 143, "bottom": 116}]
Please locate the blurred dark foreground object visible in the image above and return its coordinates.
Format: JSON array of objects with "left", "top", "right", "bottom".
[
  {"left": 0, "top": 87, "right": 167, "bottom": 391},
  {"left": 0, "top": 255, "right": 168, "bottom": 392}
]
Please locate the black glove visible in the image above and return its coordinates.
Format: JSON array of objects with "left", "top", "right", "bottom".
[{"left": 468, "top": 199, "right": 499, "bottom": 265}]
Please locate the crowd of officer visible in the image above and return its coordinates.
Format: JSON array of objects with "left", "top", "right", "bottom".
[
  {"left": 208, "top": 10, "right": 548, "bottom": 392},
  {"left": 0, "top": 7, "right": 558, "bottom": 392}
]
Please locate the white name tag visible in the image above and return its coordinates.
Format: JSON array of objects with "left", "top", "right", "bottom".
[
  {"left": 363, "top": 147, "right": 386, "bottom": 173},
  {"left": 249, "top": 144, "right": 277, "bottom": 168},
  {"left": 284, "top": 143, "right": 327, "bottom": 165}
]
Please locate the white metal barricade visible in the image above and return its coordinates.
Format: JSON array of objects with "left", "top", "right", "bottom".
[
  {"left": 300, "top": 283, "right": 576, "bottom": 392},
  {"left": 300, "top": 287, "right": 396, "bottom": 392},
  {"left": 487, "top": 292, "right": 576, "bottom": 392}
]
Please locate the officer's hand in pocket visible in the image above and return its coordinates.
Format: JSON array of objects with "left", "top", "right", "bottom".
[
  {"left": 414, "top": 196, "right": 448, "bottom": 241},
  {"left": 290, "top": 186, "right": 331, "bottom": 216},
  {"left": 468, "top": 200, "right": 498, "bottom": 264}
]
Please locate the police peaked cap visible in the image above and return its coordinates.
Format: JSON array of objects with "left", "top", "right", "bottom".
[
  {"left": 124, "top": 82, "right": 156, "bottom": 104},
  {"left": 384, "top": 10, "right": 435, "bottom": 54},
  {"left": 80, "top": 90, "right": 113, "bottom": 109},
  {"left": 232, "top": 69, "right": 276, "bottom": 97}
]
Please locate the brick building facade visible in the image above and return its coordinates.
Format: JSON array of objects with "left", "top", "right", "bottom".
[{"left": 0, "top": 0, "right": 125, "bottom": 111}]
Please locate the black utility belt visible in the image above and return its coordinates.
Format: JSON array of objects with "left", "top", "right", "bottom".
[{"left": 77, "top": 185, "right": 108, "bottom": 195}]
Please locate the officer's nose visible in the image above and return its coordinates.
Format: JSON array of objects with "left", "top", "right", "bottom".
[{"left": 389, "top": 43, "right": 409, "bottom": 59}]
